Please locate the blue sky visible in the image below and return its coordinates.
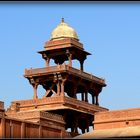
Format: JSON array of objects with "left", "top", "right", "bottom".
[{"left": 0, "top": 2, "right": 140, "bottom": 111}]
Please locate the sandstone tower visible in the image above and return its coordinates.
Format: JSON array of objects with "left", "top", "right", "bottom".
[{"left": 6, "top": 18, "right": 108, "bottom": 137}]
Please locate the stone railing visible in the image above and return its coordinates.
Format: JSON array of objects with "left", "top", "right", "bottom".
[
  {"left": 14, "top": 96, "right": 64, "bottom": 107},
  {"left": 68, "top": 66, "right": 105, "bottom": 85},
  {"left": 25, "top": 66, "right": 59, "bottom": 76},
  {"left": 6, "top": 110, "right": 64, "bottom": 124},
  {"left": 24, "top": 64, "right": 105, "bottom": 85},
  {"left": 11, "top": 96, "right": 108, "bottom": 114},
  {"left": 64, "top": 97, "right": 108, "bottom": 112},
  {"left": 40, "top": 111, "right": 64, "bottom": 123}
]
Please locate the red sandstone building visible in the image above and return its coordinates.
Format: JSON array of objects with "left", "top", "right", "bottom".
[{"left": 0, "top": 19, "right": 140, "bottom": 138}]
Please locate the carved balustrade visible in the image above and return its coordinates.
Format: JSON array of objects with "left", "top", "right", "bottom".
[
  {"left": 25, "top": 64, "right": 105, "bottom": 85},
  {"left": 12, "top": 96, "right": 108, "bottom": 114}
]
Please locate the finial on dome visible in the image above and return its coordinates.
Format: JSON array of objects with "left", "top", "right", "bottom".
[{"left": 61, "top": 17, "right": 64, "bottom": 23}]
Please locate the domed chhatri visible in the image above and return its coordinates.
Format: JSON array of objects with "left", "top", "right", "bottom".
[{"left": 50, "top": 18, "right": 79, "bottom": 41}]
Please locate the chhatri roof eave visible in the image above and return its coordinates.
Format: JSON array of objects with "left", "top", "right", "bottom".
[{"left": 37, "top": 47, "right": 91, "bottom": 56}]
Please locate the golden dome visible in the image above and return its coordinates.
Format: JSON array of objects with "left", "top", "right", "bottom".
[{"left": 50, "top": 18, "right": 79, "bottom": 41}]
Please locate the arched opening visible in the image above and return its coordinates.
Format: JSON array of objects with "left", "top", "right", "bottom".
[
  {"left": 64, "top": 92, "right": 69, "bottom": 97},
  {"left": 71, "top": 59, "right": 80, "bottom": 70},
  {"left": 78, "top": 118, "right": 87, "bottom": 134},
  {"left": 37, "top": 85, "right": 46, "bottom": 98},
  {"left": 89, "top": 126, "right": 93, "bottom": 132},
  {"left": 65, "top": 81, "right": 76, "bottom": 98},
  {"left": 77, "top": 127, "right": 82, "bottom": 134},
  {"left": 64, "top": 60, "right": 69, "bottom": 66},
  {"left": 89, "top": 90, "right": 96, "bottom": 105},
  {"left": 88, "top": 93, "right": 92, "bottom": 104},
  {"left": 49, "top": 59, "right": 56, "bottom": 66},
  {"left": 76, "top": 93, "right": 82, "bottom": 101}
]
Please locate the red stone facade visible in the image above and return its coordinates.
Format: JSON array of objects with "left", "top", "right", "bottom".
[
  {"left": 94, "top": 108, "right": 140, "bottom": 130},
  {"left": 0, "top": 101, "right": 71, "bottom": 138},
  {"left": 0, "top": 36, "right": 108, "bottom": 138},
  {"left": 1, "top": 19, "right": 108, "bottom": 138},
  {"left": 2, "top": 19, "right": 140, "bottom": 138}
]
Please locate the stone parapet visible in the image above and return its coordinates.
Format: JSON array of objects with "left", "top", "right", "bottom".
[
  {"left": 24, "top": 64, "right": 106, "bottom": 86},
  {"left": 6, "top": 96, "right": 108, "bottom": 115},
  {"left": 94, "top": 108, "right": 140, "bottom": 130},
  {"left": 6, "top": 110, "right": 65, "bottom": 130}
]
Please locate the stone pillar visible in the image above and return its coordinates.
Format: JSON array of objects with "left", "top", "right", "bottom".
[
  {"left": 60, "top": 80, "right": 65, "bottom": 96},
  {"left": 87, "top": 127, "right": 89, "bottom": 132},
  {"left": 86, "top": 120, "right": 90, "bottom": 132},
  {"left": 68, "top": 54, "right": 72, "bottom": 67},
  {"left": 95, "top": 95, "right": 99, "bottom": 105},
  {"left": 57, "top": 81, "right": 61, "bottom": 96},
  {"left": 80, "top": 60, "right": 84, "bottom": 71},
  {"left": 21, "top": 122, "right": 25, "bottom": 138},
  {"left": 85, "top": 92, "right": 88, "bottom": 102},
  {"left": 66, "top": 49, "right": 72, "bottom": 67},
  {"left": 92, "top": 94, "right": 95, "bottom": 104},
  {"left": 74, "top": 119, "right": 78, "bottom": 133},
  {"left": 81, "top": 128, "right": 85, "bottom": 134},
  {"left": 33, "top": 84, "right": 38, "bottom": 99},
  {"left": 45, "top": 58, "right": 50, "bottom": 67},
  {"left": 71, "top": 126, "right": 74, "bottom": 133},
  {"left": 81, "top": 93, "right": 84, "bottom": 101},
  {"left": 73, "top": 86, "right": 77, "bottom": 99},
  {"left": 39, "top": 125, "right": 42, "bottom": 138},
  {"left": 1, "top": 118, "right": 5, "bottom": 138},
  {"left": 10, "top": 120, "right": 13, "bottom": 138}
]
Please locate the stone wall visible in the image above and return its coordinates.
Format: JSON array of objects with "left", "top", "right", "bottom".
[
  {"left": 0, "top": 115, "right": 71, "bottom": 138},
  {"left": 94, "top": 108, "right": 140, "bottom": 130},
  {"left": 0, "top": 101, "right": 71, "bottom": 138}
]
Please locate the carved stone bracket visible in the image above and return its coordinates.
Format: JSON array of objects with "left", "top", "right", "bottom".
[
  {"left": 29, "top": 78, "right": 39, "bottom": 99},
  {"left": 41, "top": 53, "right": 50, "bottom": 67},
  {"left": 53, "top": 73, "right": 68, "bottom": 96},
  {"left": 29, "top": 78, "right": 39, "bottom": 85}
]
